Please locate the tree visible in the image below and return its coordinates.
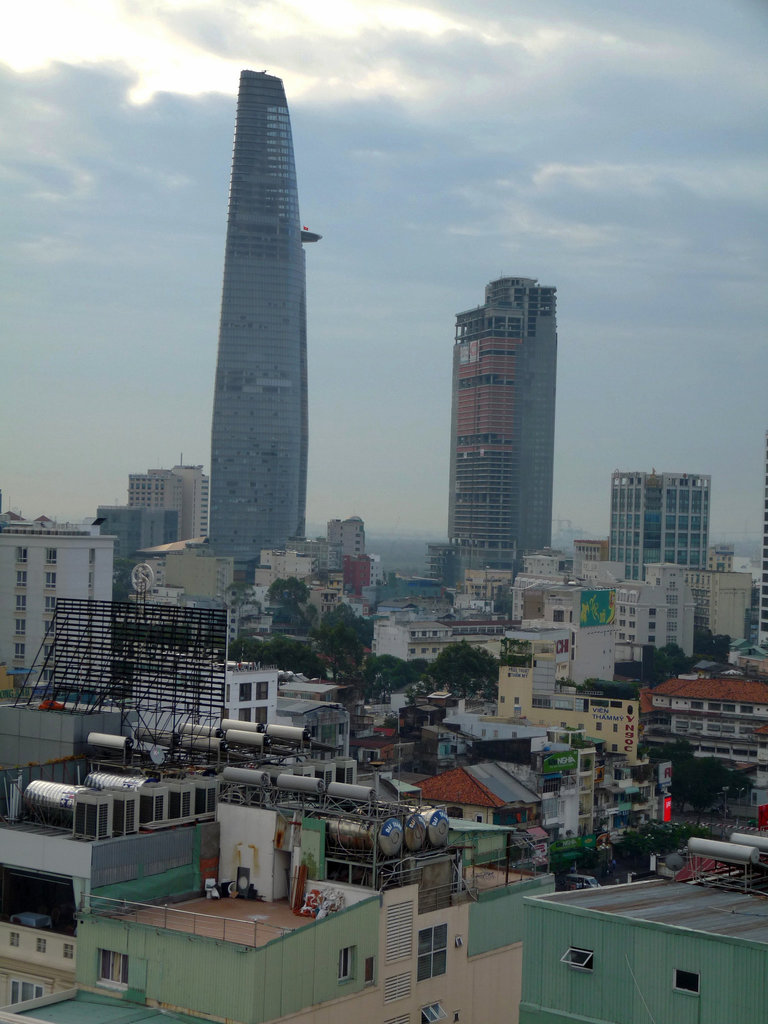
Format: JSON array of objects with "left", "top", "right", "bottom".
[
  {"left": 229, "top": 634, "right": 326, "bottom": 678},
  {"left": 425, "top": 641, "right": 499, "bottom": 700},
  {"left": 311, "top": 620, "right": 364, "bottom": 681},
  {"left": 693, "top": 629, "right": 731, "bottom": 663},
  {"left": 672, "top": 757, "right": 744, "bottom": 815},
  {"left": 322, "top": 603, "right": 374, "bottom": 648},
  {"left": 266, "top": 577, "right": 312, "bottom": 632},
  {"left": 652, "top": 643, "right": 694, "bottom": 684},
  {"left": 112, "top": 558, "right": 135, "bottom": 602},
  {"left": 362, "top": 654, "right": 426, "bottom": 699}
]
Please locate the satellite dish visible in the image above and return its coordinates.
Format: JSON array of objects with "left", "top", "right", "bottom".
[
  {"left": 149, "top": 746, "right": 165, "bottom": 766},
  {"left": 665, "top": 852, "right": 684, "bottom": 872},
  {"left": 131, "top": 562, "right": 155, "bottom": 594}
]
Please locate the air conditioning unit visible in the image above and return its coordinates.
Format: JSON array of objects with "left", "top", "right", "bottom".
[
  {"left": 335, "top": 758, "right": 357, "bottom": 785},
  {"left": 112, "top": 791, "right": 140, "bottom": 836},
  {"left": 73, "top": 791, "right": 113, "bottom": 840},
  {"left": 139, "top": 783, "right": 169, "bottom": 826},
  {"left": 311, "top": 762, "right": 335, "bottom": 787},
  {"left": 193, "top": 778, "right": 218, "bottom": 819},
  {"left": 166, "top": 780, "right": 196, "bottom": 823}
]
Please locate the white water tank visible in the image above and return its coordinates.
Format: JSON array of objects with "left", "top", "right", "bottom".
[{"left": 688, "top": 837, "right": 759, "bottom": 864}]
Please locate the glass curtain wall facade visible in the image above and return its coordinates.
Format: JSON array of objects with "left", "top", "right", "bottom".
[
  {"left": 210, "top": 71, "right": 318, "bottom": 571},
  {"left": 609, "top": 471, "right": 711, "bottom": 581},
  {"left": 448, "top": 277, "right": 557, "bottom": 573}
]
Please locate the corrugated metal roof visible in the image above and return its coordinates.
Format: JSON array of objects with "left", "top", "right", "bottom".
[
  {"left": 542, "top": 879, "right": 768, "bottom": 943},
  {"left": 15, "top": 989, "right": 211, "bottom": 1022},
  {"left": 466, "top": 762, "right": 540, "bottom": 804}
]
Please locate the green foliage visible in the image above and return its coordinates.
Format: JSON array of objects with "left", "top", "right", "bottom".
[
  {"left": 321, "top": 603, "right": 374, "bottom": 648},
  {"left": 362, "top": 654, "right": 426, "bottom": 699},
  {"left": 229, "top": 634, "right": 326, "bottom": 678},
  {"left": 693, "top": 628, "right": 731, "bottom": 662},
  {"left": 651, "top": 643, "right": 694, "bottom": 683},
  {"left": 499, "top": 638, "right": 532, "bottom": 667},
  {"left": 112, "top": 558, "right": 135, "bottom": 602},
  {"left": 648, "top": 739, "right": 694, "bottom": 766},
  {"left": 616, "top": 820, "right": 712, "bottom": 858},
  {"left": 672, "top": 757, "right": 747, "bottom": 814},
  {"left": 311, "top": 620, "right": 364, "bottom": 681},
  {"left": 424, "top": 641, "right": 499, "bottom": 700},
  {"left": 575, "top": 678, "right": 639, "bottom": 700}
]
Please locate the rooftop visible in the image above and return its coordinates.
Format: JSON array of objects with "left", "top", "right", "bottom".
[
  {"left": 653, "top": 677, "right": 768, "bottom": 703},
  {"left": 541, "top": 878, "right": 768, "bottom": 943}
]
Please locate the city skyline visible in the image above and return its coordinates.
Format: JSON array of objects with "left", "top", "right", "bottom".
[
  {"left": 1, "top": 2, "right": 766, "bottom": 542},
  {"left": 209, "top": 71, "right": 315, "bottom": 569}
]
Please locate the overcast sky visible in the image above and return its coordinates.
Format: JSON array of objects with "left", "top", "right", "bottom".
[{"left": 2, "top": 0, "right": 766, "bottom": 547}]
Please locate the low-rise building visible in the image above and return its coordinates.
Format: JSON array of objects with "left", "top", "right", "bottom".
[{"left": 685, "top": 567, "right": 753, "bottom": 638}]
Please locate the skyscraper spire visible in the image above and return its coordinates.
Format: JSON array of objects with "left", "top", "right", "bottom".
[{"left": 209, "top": 71, "right": 320, "bottom": 573}]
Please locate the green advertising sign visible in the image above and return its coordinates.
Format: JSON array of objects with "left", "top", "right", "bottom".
[
  {"left": 543, "top": 750, "right": 578, "bottom": 773},
  {"left": 580, "top": 589, "right": 616, "bottom": 627},
  {"left": 551, "top": 834, "right": 598, "bottom": 859}
]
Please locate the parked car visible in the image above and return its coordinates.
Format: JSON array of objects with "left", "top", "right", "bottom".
[{"left": 564, "top": 874, "right": 601, "bottom": 891}]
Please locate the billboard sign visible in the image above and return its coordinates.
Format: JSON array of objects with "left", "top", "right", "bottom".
[
  {"left": 543, "top": 750, "right": 579, "bottom": 774},
  {"left": 657, "top": 761, "right": 673, "bottom": 785},
  {"left": 580, "top": 589, "right": 616, "bottom": 627}
]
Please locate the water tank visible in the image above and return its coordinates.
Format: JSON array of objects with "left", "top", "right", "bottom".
[
  {"left": 326, "top": 817, "right": 377, "bottom": 851},
  {"left": 688, "top": 837, "right": 759, "bottom": 865},
  {"left": 326, "top": 782, "right": 376, "bottom": 803},
  {"left": 404, "top": 811, "right": 426, "bottom": 851},
  {"left": 423, "top": 807, "right": 450, "bottom": 847},
  {"left": 220, "top": 718, "right": 265, "bottom": 735},
  {"left": 85, "top": 772, "right": 147, "bottom": 791},
  {"left": 25, "top": 780, "right": 88, "bottom": 816},
  {"left": 265, "top": 724, "right": 310, "bottom": 744},
  {"left": 729, "top": 833, "right": 768, "bottom": 855},
  {"left": 275, "top": 773, "right": 324, "bottom": 795},
  {"left": 180, "top": 723, "right": 223, "bottom": 738},
  {"left": 224, "top": 729, "right": 268, "bottom": 750},
  {"left": 178, "top": 735, "right": 227, "bottom": 753},
  {"left": 87, "top": 732, "right": 134, "bottom": 753},
  {"left": 379, "top": 817, "right": 404, "bottom": 857},
  {"left": 221, "top": 767, "right": 271, "bottom": 788}
]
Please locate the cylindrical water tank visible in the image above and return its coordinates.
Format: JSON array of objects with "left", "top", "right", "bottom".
[
  {"left": 85, "top": 772, "right": 146, "bottom": 791},
  {"left": 326, "top": 817, "right": 377, "bottom": 851},
  {"left": 265, "top": 724, "right": 310, "bottom": 744},
  {"left": 729, "top": 833, "right": 768, "bottom": 855},
  {"left": 87, "top": 732, "right": 134, "bottom": 753},
  {"left": 178, "top": 735, "right": 227, "bottom": 753},
  {"left": 688, "top": 837, "right": 759, "bottom": 864},
  {"left": 423, "top": 807, "right": 450, "bottom": 847},
  {"left": 220, "top": 719, "right": 265, "bottom": 735},
  {"left": 224, "top": 729, "right": 268, "bottom": 750},
  {"left": 180, "top": 724, "right": 223, "bottom": 738},
  {"left": 135, "top": 729, "right": 179, "bottom": 748},
  {"left": 326, "top": 782, "right": 376, "bottom": 803},
  {"left": 221, "top": 767, "right": 271, "bottom": 788},
  {"left": 25, "top": 780, "right": 88, "bottom": 815},
  {"left": 379, "top": 817, "right": 404, "bottom": 857},
  {"left": 275, "top": 773, "right": 325, "bottom": 795},
  {"left": 404, "top": 811, "right": 426, "bottom": 851}
]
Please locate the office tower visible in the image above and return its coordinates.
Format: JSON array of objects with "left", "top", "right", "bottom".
[
  {"left": 761, "top": 431, "right": 768, "bottom": 646},
  {"left": 448, "top": 277, "right": 557, "bottom": 573},
  {"left": 209, "top": 71, "right": 320, "bottom": 573},
  {"left": 608, "top": 471, "right": 711, "bottom": 581},
  {"left": 128, "top": 465, "right": 209, "bottom": 540},
  {"left": 327, "top": 515, "right": 365, "bottom": 570}
]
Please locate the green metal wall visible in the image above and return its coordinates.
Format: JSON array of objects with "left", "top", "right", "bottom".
[
  {"left": 77, "top": 894, "right": 381, "bottom": 1023},
  {"left": 468, "top": 875, "right": 554, "bottom": 957},
  {"left": 92, "top": 826, "right": 202, "bottom": 903},
  {"left": 519, "top": 897, "right": 768, "bottom": 1024}
]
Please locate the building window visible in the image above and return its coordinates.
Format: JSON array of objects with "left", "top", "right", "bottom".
[
  {"left": 10, "top": 980, "right": 44, "bottom": 1004},
  {"left": 386, "top": 900, "right": 414, "bottom": 961},
  {"left": 674, "top": 968, "right": 699, "bottom": 994},
  {"left": 253, "top": 706, "right": 267, "bottom": 724},
  {"left": 421, "top": 1004, "right": 448, "bottom": 1023},
  {"left": 16, "top": 594, "right": 26, "bottom": 612},
  {"left": 256, "top": 680, "right": 269, "bottom": 700},
  {"left": 15, "top": 619, "right": 25, "bottom": 636},
  {"left": 364, "top": 955, "right": 375, "bottom": 985},
  {"left": 338, "top": 945, "right": 355, "bottom": 981},
  {"left": 9, "top": 931, "right": 19, "bottom": 947},
  {"left": 45, "top": 548, "right": 57, "bottom": 564},
  {"left": 99, "top": 949, "right": 129, "bottom": 987},
  {"left": 14, "top": 643, "right": 25, "bottom": 659},
  {"left": 63, "top": 943, "right": 74, "bottom": 960},
  {"left": 238, "top": 708, "right": 251, "bottom": 722},
  {"left": 45, "top": 595, "right": 56, "bottom": 612},
  {"left": 45, "top": 572, "right": 56, "bottom": 588},
  {"left": 16, "top": 571, "right": 27, "bottom": 586},
  {"left": 561, "top": 947, "right": 594, "bottom": 972},
  {"left": 238, "top": 682, "right": 251, "bottom": 702},
  {"left": 417, "top": 924, "right": 447, "bottom": 981},
  {"left": 16, "top": 547, "right": 28, "bottom": 563},
  {"left": 36, "top": 937, "right": 46, "bottom": 953}
]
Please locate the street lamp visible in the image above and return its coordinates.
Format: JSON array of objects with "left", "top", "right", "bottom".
[{"left": 721, "top": 786, "right": 729, "bottom": 820}]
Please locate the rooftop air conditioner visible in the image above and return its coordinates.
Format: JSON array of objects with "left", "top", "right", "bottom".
[
  {"left": 73, "top": 791, "right": 113, "bottom": 840},
  {"left": 193, "top": 778, "right": 219, "bottom": 818},
  {"left": 166, "top": 780, "right": 196, "bottom": 823},
  {"left": 311, "top": 762, "right": 335, "bottom": 787},
  {"left": 335, "top": 758, "right": 357, "bottom": 785},
  {"left": 139, "top": 783, "right": 169, "bottom": 826},
  {"left": 112, "top": 791, "right": 140, "bottom": 836}
]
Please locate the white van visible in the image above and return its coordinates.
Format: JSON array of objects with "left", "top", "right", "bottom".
[{"left": 564, "top": 874, "right": 600, "bottom": 891}]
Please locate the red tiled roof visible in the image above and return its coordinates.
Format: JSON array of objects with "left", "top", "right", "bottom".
[
  {"left": 653, "top": 677, "right": 768, "bottom": 703},
  {"left": 639, "top": 687, "right": 654, "bottom": 714},
  {"left": 416, "top": 767, "right": 506, "bottom": 808}
]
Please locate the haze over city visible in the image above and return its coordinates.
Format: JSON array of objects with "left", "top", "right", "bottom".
[{"left": 2, "top": 0, "right": 766, "bottom": 544}]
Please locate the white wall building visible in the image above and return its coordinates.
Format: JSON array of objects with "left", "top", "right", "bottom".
[
  {"left": 128, "top": 464, "right": 209, "bottom": 540},
  {"left": 223, "top": 662, "right": 278, "bottom": 724},
  {"left": 254, "top": 549, "right": 316, "bottom": 587},
  {"left": 614, "top": 563, "right": 695, "bottom": 655},
  {"left": 521, "top": 585, "right": 616, "bottom": 684},
  {"left": 0, "top": 519, "right": 114, "bottom": 674}
]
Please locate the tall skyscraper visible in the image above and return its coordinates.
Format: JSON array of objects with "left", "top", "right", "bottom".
[
  {"left": 760, "top": 431, "right": 768, "bottom": 646},
  {"left": 448, "top": 277, "right": 557, "bottom": 573},
  {"left": 209, "top": 71, "right": 320, "bottom": 572},
  {"left": 608, "top": 470, "right": 711, "bottom": 581}
]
